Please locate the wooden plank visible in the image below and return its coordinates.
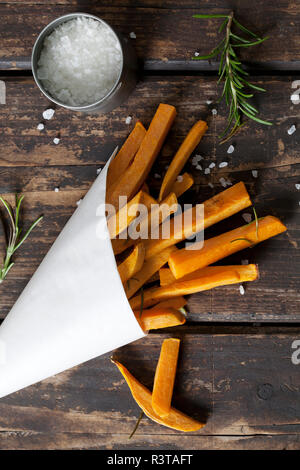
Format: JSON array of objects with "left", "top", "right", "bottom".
[
  {"left": 0, "top": 1, "right": 300, "bottom": 71},
  {"left": 0, "top": 328, "right": 300, "bottom": 449},
  {"left": 0, "top": 75, "right": 299, "bottom": 322},
  {"left": 0, "top": 75, "right": 299, "bottom": 169},
  {"left": 0, "top": 432, "right": 299, "bottom": 450}
]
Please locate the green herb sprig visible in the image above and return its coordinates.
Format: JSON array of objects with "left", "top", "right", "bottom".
[
  {"left": 129, "top": 411, "right": 144, "bottom": 439},
  {"left": 193, "top": 11, "right": 272, "bottom": 143},
  {"left": 0, "top": 194, "right": 43, "bottom": 283}
]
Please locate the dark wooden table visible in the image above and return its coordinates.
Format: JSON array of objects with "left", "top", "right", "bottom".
[{"left": 0, "top": 0, "right": 299, "bottom": 450}]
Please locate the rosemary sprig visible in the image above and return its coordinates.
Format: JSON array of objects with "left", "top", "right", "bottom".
[
  {"left": 0, "top": 194, "right": 43, "bottom": 283},
  {"left": 129, "top": 411, "right": 144, "bottom": 439},
  {"left": 193, "top": 11, "right": 272, "bottom": 143}
]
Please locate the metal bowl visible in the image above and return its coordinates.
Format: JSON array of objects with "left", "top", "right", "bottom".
[{"left": 31, "top": 12, "right": 137, "bottom": 113}]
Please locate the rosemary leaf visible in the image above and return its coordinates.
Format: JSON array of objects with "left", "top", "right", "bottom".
[{"left": 193, "top": 11, "right": 272, "bottom": 142}]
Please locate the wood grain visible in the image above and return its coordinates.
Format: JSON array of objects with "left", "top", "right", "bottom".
[
  {"left": 0, "top": 1, "right": 300, "bottom": 71},
  {"left": 0, "top": 328, "right": 300, "bottom": 449}
]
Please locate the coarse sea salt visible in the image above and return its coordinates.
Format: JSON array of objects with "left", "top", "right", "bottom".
[
  {"left": 227, "top": 145, "right": 234, "bottom": 154},
  {"left": 242, "top": 213, "right": 252, "bottom": 223},
  {"left": 97, "top": 168, "right": 102, "bottom": 175},
  {"left": 208, "top": 182, "right": 214, "bottom": 189},
  {"left": 177, "top": 175, "right": 183, "bottom": 182},
  {"left": 239, "top": 285, "right": 245, "bottom": 295},
  {"left": 252, "top": 169, "right": 258, "bottom": 178},
  {"left": 37, "top": 123, "right": 44, "bottom": 131},
  {"left": 219, "top": 177, "right": 227, "bottom": 188},
  {"left": 125, "top": 116, "right": 132, "bottom": 125},
  {"left": 204, "top": 168, "right": 210, "bottom": 175},
  {"left": 129, "top": 32, "right": 136, "bottom": 39},
  {"left": 53, "top": 137, "right": 60, "bottom": 145},
  {"left": 37, "top": 17, "right": 122, "bottom": 107},
  {"left": 219, "top": 161, "right": 228, "bottom": 168},
  {"left": 154, "top": 173, "right": 161, "bottom": 179},
  {"left": 296, "top": 183, "right": 300, "bottom": 190},
  {"left": 288, "top": 124, "right": 296, "bottom": 135},
  {"left": 209, "top": 162, "right": 215, "bottom": 169},
  {"left": 212, "top": 108, "right": 217, "bottom": 115},
  {"left": 43, "top": 108, "right": 55, "bottom": 120},
  {"left": 196, "top": 164, "right": 202, "bottom": 171},
  {"left": 54, "top": 187, "right": 59, "bottom": 192}
]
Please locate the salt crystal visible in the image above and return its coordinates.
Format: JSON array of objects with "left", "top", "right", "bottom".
[
  {"left": 208, "top": 182, "right": 214, "bottom": 189},
  {"left": 177, "top": 175, "right": 183, "bottom": 182},
  {"left": 54, "top": 187, "right": 59, "bottom": 192},
  {"left": 288, "top": 124, "right": 296, "bottom": 135},
  {"left": 204, "top": 168, "right": 210, "bottom": 175},
  {"left": 206, "top": 100, "right": 213, "bottom": 105},
  {"left": 194, "top": 52, "right": 199, "bottom": 57},
  {"left": 209, "top": 162, "right": 215, "bottom": 169},
  {"left": 76, "top": 199, "right": 82, "bottom": 206},
  {"left": 241, "top": 259, "right": 249, "bottom": 265},
  {"left": 154, "top": 173, "right": 161, "bottom": 179},
  {"left": 225, "top": 179, "right": 232, "bottom": 186},
  {"left": 192, "top": 154, "right": 203, "bottom": 166},
  {"left": 242, "top": 213, "right": 252, "bottom": 223},
  {"left": 239, "top": 285, "right": 245, "bottom": 295},
  {"left": 37, "top": 18, "right": 122, "bottom": 107},
  {"left": 97, "top": 168, "right": 102, "bottom": 175},
  {"left": 212, "top": 108, "right": 217, "bottom": 116},
  {"left": 252, "top": 170, "right": 258, "bottom": 178},
  {"left": 53, "top": 137, "right": 60, "bottom": 145},
  {"left": 125, "top": 116, "right": 132, "bottom": 125},
  {"left": 296, "top": 183, "right": 300, "bottom": 190},
  {"left": 196, "top": 164, "right": 202, "bottom": 170},
  {"left": 219, "top": 177, "right": 227, "bottom": 188},
  {"left": 43, "top": 108, "right": 55, "bottom": 120},
  {"left": 129, "top": 32, "right": 136, "bottom": 39},
  {"left": 37, "top": 123, "right": 44, "bottom": 131},
  {"left": 227, "top": 145, "right": 234, "bottom": 154},
  {"left": 219, "top": 161, "right": 228, "bottom": 168}
]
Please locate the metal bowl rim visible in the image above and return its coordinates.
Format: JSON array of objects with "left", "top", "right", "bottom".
[{"left": 31, "top": 12, "right": 124, "bottom": 110}]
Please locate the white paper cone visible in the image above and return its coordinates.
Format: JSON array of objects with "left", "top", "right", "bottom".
[{"left": 0, "top": 149, "right": 145, "bottom": 398}]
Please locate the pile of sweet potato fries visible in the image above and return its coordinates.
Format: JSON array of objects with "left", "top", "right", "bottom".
[{"left": 106, "top": 103, "right": 287, "bottom": 432}]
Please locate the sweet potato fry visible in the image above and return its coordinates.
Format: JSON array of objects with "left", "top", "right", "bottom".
[
  {"left": 112, "top": 359, "right": 205, "bottom": 432},
  {"left": 112, "top": 192, "right": 178, "bottom": 255},
  {"left": 130, "top": 264, "right": 259, "bottom": 309},
  {"left": 159, "top": 268, "right": 176, "bottom": 286},
  {"left": 107, "top": 104, "right": 176, "bottom": 209},
  {"left": 152, "top": 338, "right": 180, "bottom": 417},
  {"left": 152, "top": 297, "right": 187, "bottom": 310},
  {"left": 124, "top": 246, "right": 178, "bottom": 299},
  {"left": 118, "top": 243, "right": 145, "bottom": 284},
  {"left": 170, "top": 173, "right": 194, "bottom": 198},
  {"left": 107, "top": 121, "right": 146, "bottom": 187},
  {"left": 158, "top": 120, "right": 208, "bottom": 202},
  {"left": 144, "top": 182, "right": 252, "bottom": 260},
  {"left": 169, "top": 215, "right": 287, "bottom": 279},
  {"left": 134, "top": 307, "right": 186, "bottom": 331},
  {"left": 108, "top": 191, "right": 156, "bottom": 239}
]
